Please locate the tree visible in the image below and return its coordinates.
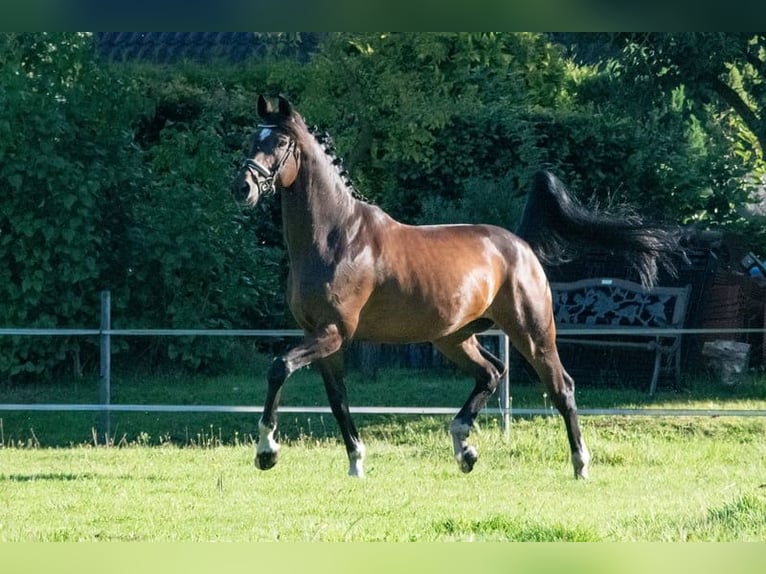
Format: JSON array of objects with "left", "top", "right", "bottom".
[
  {"left": 123, "top": 68, "right": 289, "bottom": 370},
  {"left": 0, "top": 34, "right": 291, "bottom": 379},
  {"left": 613, "top": 33, "right": 766, "bottom": 158},
  {"left": 0, "top": 33, "right": 147, "bottom": 379},
  {"left": 555, "top": 33, "right": 765, "bottom": 232},
  {"left": 305, "top": 33, "right": 732, "bottom": 229},
  {"left": 297, "top": 32, "right": 587, "bottom": 223}
]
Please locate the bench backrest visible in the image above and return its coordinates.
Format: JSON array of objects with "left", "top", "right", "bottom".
[{"left": 550, "top": 278, "right": 691, "bottom": 330}]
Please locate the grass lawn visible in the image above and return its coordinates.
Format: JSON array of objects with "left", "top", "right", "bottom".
[
  {"left": 1, "top": 358, "right": 765, "bottom": 447},
  {"left": 1, "top": 361, "right": 766, "bottom": 541},
  {"left": 1, "top": 415, "right": 765, "bottom": 541}
]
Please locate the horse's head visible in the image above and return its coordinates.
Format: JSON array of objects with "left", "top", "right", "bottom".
[{"left": 234, "top": 95, "right": 301, "bottom": 206}]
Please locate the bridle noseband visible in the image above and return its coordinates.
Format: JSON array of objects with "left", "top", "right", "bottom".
[{"left": 242, "top": 124, "right": 297, "bottom": 196}]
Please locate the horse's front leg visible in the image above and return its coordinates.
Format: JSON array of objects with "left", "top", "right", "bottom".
[
  {"left": 254, "top": 356, "right": 288, "bottom": 471},
  {"left": 317, "top": 352, "right": 366, "bottom": 478},
  {"left": 255, "top": 325, "right": 344, "bottom": 471}
]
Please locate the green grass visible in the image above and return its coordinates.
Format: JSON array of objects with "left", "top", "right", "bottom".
[
  {"left": 2, "top": 362, "right": 766, "bottom": 541},
  {"left": 2, "top": 359, "right": 765, "bottom": 447},
  {"left": 1, "top": 415, "right": 765, "bottom": 541}
]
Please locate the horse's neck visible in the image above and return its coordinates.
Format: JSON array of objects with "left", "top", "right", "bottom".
[{"left": 281, "top": 152, "right": 359, "bottom": 261}]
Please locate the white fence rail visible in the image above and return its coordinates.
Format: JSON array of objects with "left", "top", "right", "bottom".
[
  {"left": 2, "top": 291, "right": 766, "bottom": 441},
  {"left": 0, "top": 291, "right": 512, "bottom": 437}
]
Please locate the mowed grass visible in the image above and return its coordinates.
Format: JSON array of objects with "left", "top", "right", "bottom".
[
  {"left": 1, "top": 414, "right": 765, "bottom": 541},
  {"left": 3, "top": 358, "right": 766, "bottom": 447},
  {"left": 2, "top": 362, "right": 766, "bottom": 541}
]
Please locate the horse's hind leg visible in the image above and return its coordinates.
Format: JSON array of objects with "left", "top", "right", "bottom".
[
  {"left": 317, "top": 351, "right": 366, "bottom": 477},
  {"left": 501, "top": 321, "right": 591, "bottom": 479},
  {"left": 538, "top": 358, "right": 590, "bottom": 478},
  {"left": 256, "top": 325, "right": 343, "bottom": 471},
  {"left": 434, "top": 335, "right": 505, "bottom": 474},
  {"left": 554, "top": 367, "right": 591, "bottom": 479}
]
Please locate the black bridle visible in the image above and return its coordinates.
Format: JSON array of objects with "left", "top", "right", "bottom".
[{"left": 242, "top": 124, "right": 297, "bottom": 196}]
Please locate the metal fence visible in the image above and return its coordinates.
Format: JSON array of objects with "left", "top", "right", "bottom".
[
  {"left": 0, "top": 291, "right": 511, "bottom": 436},
  {"left": 2, "top": 291, "right": 766, "bottom": 441}
]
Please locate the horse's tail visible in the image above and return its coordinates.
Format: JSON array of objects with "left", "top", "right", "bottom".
[{"left": 515, "top": 170, "right": 684, "bottom": 288}]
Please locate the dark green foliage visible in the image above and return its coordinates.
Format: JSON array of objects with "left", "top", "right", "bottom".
[
  {"left": 0, "top": 33, "right": 147, "bottom": 378},
  {"left": 1, "top": 32, "right": 763, "bottom": 380},
  {"left": 302, "top": 32, "right": 571, "bottom": 221},
  {"left": 0, "top": 33, "right": 289, "bottom": 379}
]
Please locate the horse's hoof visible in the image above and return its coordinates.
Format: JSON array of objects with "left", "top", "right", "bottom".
[
  {"left": 572, "top": 450, "right": 590, "bottom": 479},
  {"left": 574, "top": 465, "right": 590, "bottom": 480},
  {"left": 458, "top": 446, "right": 478, "bottom": 473},
  {"left": 255, "top": 450, "right": 279, "bottom": 470}
]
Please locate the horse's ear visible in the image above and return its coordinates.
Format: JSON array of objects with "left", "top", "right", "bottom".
[
  {"left": 277, "top": 95, "right": 293, "bottom": 117},
  {"left": 257, "top": 95, "right": 271, "bottom": 118}
]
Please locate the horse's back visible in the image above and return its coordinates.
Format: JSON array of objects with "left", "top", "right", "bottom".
[{"left": 354, "top": 213, "right": 546, "bottom": 342}]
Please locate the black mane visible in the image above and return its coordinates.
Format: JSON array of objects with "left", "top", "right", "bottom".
[{"left": 308, "top": 125, "right": 371, "bottom": 204}]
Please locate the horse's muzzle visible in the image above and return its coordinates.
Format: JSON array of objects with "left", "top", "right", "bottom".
[
  {"left": 232, "top": 168, "right": 262, "bottom": 205},
  {"left": 235, "top": 181, "right": 251, "bottom": 202},
  {"left": 232, "top": 175, "right": 251, "bottom": 202}
]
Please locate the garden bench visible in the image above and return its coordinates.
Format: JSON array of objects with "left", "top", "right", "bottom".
[{"left": 550, "top": 278, "right": 692, "bottom": 396}]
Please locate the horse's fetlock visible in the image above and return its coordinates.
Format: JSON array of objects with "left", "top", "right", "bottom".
[{"left": 449, "top": 419, "right": 472, "bottom": 438}]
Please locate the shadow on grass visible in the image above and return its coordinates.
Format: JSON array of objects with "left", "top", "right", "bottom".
[{"left": 0, "top": 472, "right": 96, "bottom": 482}]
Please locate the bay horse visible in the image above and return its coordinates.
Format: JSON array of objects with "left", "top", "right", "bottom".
[{"left": 234, "top": 95, "right": 682, "bottom": 479}]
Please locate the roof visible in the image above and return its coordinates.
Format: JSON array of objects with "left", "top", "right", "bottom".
[{"left": 94, "top": 32, "right": 319, "bottom": 63}]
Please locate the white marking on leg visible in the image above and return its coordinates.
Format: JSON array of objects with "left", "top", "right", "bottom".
[
  {"left": 572, "top": 446, "right": 591, "bottom": 479},
  {"left": 449, "top": 420, "right": 472, "bottom": 466},
  {"left": 348, "top": 442, "right": 366, "bottom": 478},
  {"left": 256, "top": 420, "right": 280, "bottom": 458}
]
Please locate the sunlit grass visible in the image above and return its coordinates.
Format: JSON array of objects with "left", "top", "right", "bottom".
[
  {"left": 1, "top": 414, "right": 765, "bottom": 541},
  {"left": 2, "top": 362, "right": 766, "bottom": 541},
  {"left": 1, "top": 362, "right": 765, "bottom": 448}
]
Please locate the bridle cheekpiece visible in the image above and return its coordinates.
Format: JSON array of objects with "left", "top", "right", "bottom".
[{"left": 242, "top": 124, "right": 296, "bottom": 196}]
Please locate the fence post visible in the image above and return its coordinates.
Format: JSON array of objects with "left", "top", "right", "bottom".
[
  {"left": 497, "top": 332, "right": 510, "bottom": 436},
  {"left": 99, "top": 290, "right": 111, "bottom": 443}
]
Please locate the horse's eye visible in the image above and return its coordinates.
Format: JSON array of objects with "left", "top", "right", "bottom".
[{"left": 277, "top": 138, "right": 288, "bottom": 148}]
